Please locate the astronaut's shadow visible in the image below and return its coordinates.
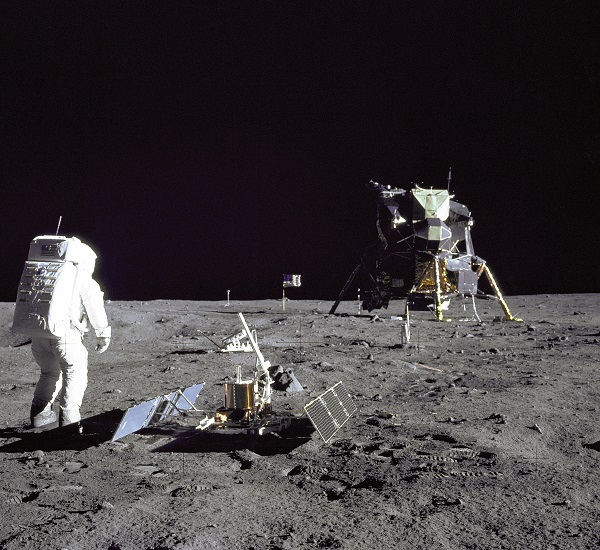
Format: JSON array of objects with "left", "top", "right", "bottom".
[{"left": 0, "top": 409, "right": 123, "bottom": 453}]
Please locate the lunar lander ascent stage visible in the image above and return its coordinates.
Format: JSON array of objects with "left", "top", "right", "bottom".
[{"left": 331, "top": 177, "right": 521, "bottom": 322}]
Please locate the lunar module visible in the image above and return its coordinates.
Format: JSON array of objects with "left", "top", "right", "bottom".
[{"left": 331, "top": 175, "right": 521, "bottom": 322}]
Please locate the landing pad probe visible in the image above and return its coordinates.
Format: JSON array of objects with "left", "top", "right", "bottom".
[
  {"left": 304, "top": 382, "right": 357, "bottom": 443},
  {"left": 111, "top": 383, "right": 205, "bottom": 442}
]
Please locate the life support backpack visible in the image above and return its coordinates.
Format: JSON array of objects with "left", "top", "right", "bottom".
[{"left": 12, "top": 235, "right": 88, "bottom": 338}]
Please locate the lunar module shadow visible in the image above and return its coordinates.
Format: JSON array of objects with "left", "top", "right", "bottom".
[
  {"left": 146, "top": 417, "right": 315, "bottom": 455},
  {"left": 0, "top": 409, "right": 124, "bottom": 453}
]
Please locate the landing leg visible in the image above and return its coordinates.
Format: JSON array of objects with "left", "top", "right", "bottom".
[
  {"left": 433, "top": 257, "right": 444, "bottom": 321},
  {"left": 475, "top": 261, "right": 522, "bottom": 322}
]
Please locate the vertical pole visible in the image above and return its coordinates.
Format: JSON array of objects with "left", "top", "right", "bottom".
[
  {"left": 282, "top": 287, "right": 286, "bottom": 311},
  {"left": 357, "top": 288, "right": 361, "bottom": 315},
  {"left": 402, "top": 300, "right": 411, "bottom": 343},
  {"left": 226, "top": 289, "right": 231, "bottom": 307}
]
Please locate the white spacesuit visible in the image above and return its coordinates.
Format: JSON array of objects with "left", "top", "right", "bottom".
[{"left": 12, "top": 236, "right": 111, "bottom": 429}]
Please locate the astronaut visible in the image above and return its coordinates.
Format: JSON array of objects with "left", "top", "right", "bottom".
[{"left": 12, "top": 236, "right": 111, "bottom": 430}]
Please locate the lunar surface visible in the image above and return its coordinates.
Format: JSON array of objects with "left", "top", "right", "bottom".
[{"left": 0, "top": 294, "right": 598, "bottom": 549}]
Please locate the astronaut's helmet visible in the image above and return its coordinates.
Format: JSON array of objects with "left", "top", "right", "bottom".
[{"left": 65, "top": 237, "right": 97, "bottom": 274}]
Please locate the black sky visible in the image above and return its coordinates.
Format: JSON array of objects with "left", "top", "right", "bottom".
[{"left": 2, "top": 1, "right": 599, "bottom": 302}]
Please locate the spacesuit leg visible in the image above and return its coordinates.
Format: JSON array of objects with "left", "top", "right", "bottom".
[
  {"left": 52, "top": 329, "right": 89, "bottom": 426},
  {"left": 30, "top": 337, "right": 62, "bottom": 427}
]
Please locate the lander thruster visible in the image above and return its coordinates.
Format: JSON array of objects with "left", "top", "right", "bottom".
[{"left": 330, "top": 174, "right": 521, "bottom": 322}]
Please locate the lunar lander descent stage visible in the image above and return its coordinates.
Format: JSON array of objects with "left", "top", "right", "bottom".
[{"left": 331, "top": 176, "right": 521, "bottom": 322}]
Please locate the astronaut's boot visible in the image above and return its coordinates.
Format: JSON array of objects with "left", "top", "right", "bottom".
[
  {"left": 60, "top": 408, "right": 82, "bottom": 435},
  {"left": 30, "top": 403, "right": 57, "bottom": 429}
]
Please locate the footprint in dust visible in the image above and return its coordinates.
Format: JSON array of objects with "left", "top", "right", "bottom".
[
  {"left": 132, "top": 464, "right": 168, "bottom": 477},
  {"left": 63, "top": 461, "right": 87, "bottom": 474}
]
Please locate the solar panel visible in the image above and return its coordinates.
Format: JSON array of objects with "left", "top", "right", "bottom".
[
  {"left": 304, "top": 382, "right": 356, "bottom": 443},
  {"left": 111, "top": 397, "right": 161, "bottom": 442},
  {"left": 332, "top": 383, "right": 357, "bottom": 418},
  {"left": 111, "top": 383, "right": 204, "bottom": 442}
]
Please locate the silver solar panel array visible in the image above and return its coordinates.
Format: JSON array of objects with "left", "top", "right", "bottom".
[
  {"left": 304, "top": 381, "right": 357, "bottom": 443},
  {"left": 112, "top": 383, "right": 204, "bottom": 441}
]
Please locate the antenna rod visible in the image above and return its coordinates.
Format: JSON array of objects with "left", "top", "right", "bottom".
[
  {"left": 447, "top": 167, "right": 452, "bottom": 191},
  {"left": 55, "top": 216, "right": 63, "bottom": 235}
]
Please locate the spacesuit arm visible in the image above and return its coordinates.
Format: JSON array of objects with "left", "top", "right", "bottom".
[{"left": 81, "top": 278, "right": 111, "bottom": 338}]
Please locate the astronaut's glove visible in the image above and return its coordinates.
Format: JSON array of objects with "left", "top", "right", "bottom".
[{"left": 95, "top": 337, "right": 110, "bottom": 354}]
